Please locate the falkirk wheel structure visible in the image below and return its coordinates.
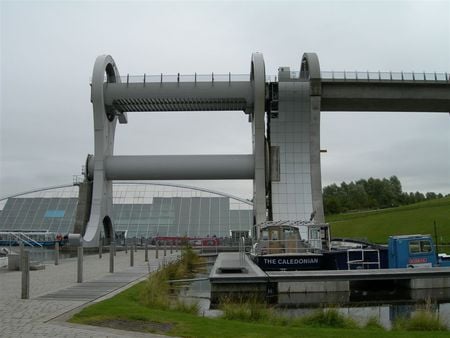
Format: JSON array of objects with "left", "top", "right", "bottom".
[{"left": 76, "top": 52, "right": 450, "bottom": 247}]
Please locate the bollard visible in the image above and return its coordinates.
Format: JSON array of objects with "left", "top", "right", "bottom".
[
  {"left": 125, "top": 239, "right": 128, "bottom": 254},
  {"left": 155, "top": 241, "right": 159, "bottom": 259},
  {"left": 170, "top": 242, "right": 173, "bottom": 254},
  {"left": 164, "top": 241, "right": 167, "bottom": 257},
  {"left": 19, "top": 242, "right": 24, "bottom": 271},
  {"left": 114, "top": 240, "right": 116, "bottom": 256},
  {"left": 54, "top": 241, "right": 60, "bottom": 265},
  {"left": 135, "top": 239, "right": 138, "bottom": 252},
  {"left": 130, "top": 245, "right": 134, "bottom": 267},
  {"left": 99, "top": 242, "right": 102, "bottom": 259},
  {"left": 109, "top": 241, "right": 114, "bottom": 273},
  {"left": 77, "top": 246, "right": 83, "bottom": 283},
  {"left": 145, "top": 241, "right": 148, "bottom": 262},
  {"left": 21, "top": 250, "right": 30, "bottom": 299}
]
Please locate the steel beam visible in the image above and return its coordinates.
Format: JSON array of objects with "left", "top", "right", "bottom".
[{"left": 87, "top": 155, "right": 254, "bottom": 180}]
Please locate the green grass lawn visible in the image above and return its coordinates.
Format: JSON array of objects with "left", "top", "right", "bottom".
[
  {"left": 326, "top": 197, "right": 450, "bottom": 245},
  {"left": 70, "top": 281, "right": 449, "bottom": 338}
]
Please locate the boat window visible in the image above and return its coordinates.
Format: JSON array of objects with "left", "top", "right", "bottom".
[
  {"left": 283, "top": 228, "right": 298, "bottom": 240},
  {"left": 270, "top": 230, "right": 279, "bottom": 241},
  {"left": 420, "top": 240, "right": 432, "bottom": 253},
  {"left": 261, "top": 230, "right": 269, "bottom": 241},
  {"left": 409, "top": 241, "right": 420, "bottom": 254},
  {"left": 409, "top": 240, "right": 432, "bottom": 254}
]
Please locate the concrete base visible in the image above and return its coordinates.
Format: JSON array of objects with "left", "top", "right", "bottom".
[
  {"left": 410, "top": 277, "right": 450, "bottom": 289},
  {"left": 8, "top": 253, "right": 20, "bottom": 271},
  {"left": 210, "top": 282, "right": 269, "bottom": 304},
  {"left": 278, "top": 291, "right": 350, "bottom": 306},
  {"left": 7, "top": 253, "right": 45, "bottom": 271},
  {"left": 278, "top": 280, "right": 350, "bottom": 293}
]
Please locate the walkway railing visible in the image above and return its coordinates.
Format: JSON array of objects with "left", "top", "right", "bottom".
[
  {"left": 1, "top": 231, "right": 43, "bottom": 248},
  {"left": 290, "top": 70, "right": 449, "bottom": 82},
  {"left": 97, "top": 70, "right": 449, "bottom": 85}
]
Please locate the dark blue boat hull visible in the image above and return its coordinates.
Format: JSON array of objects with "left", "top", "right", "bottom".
[{"left": 251, "top": 248, "right": 388, "bottom": 271}]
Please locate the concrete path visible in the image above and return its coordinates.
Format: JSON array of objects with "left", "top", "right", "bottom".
[{"left": 0, "top": 248, "right": 179, "bottom": 337}]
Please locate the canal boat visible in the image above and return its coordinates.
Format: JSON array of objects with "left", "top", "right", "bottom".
[
  {"left": 250, "top": 221, "right": 389, "bottom": 271},
  {"left": 250, "top": 221, "right": 330, "bottom": 271}
]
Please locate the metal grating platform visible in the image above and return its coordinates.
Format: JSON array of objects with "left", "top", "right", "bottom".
[{"left": 38, "top": 269, "right": 151, "bottom": 301}]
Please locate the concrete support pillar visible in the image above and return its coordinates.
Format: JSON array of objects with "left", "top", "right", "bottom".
[
  {"left": 54, "top": 241, "right": 60, "bottom": 265},
  {"left": 77, "top": 246, "right": 83, "bottom": 283},
  {"left": 130, "top": 245, "right": 134, "bottom": 267},
  {"left": 21, "top": 251, "right": 30, "bottom": 299}
]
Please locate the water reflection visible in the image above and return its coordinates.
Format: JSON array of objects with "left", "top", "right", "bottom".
[{"left": 177, "top": 266, "right": 450, "bottom": 328}]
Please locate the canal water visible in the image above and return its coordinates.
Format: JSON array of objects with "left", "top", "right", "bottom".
[{"left": 175, "top": 262, "right": 450, "bottom": 329}]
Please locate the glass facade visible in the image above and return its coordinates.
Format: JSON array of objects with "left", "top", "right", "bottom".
[{"left": 0, "top": 183, "right": 252, "bottom": 238}]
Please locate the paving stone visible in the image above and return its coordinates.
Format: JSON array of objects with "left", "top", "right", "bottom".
[{"left": 0, "top": 249, "right": 180, "bottom": 337}]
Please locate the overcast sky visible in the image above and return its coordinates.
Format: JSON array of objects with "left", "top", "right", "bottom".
[{"left": 1, "top": 0, "right": 449, "bottom": 200}]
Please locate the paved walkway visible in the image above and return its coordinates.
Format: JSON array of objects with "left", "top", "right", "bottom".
[{"left": 0, "top": 248, "right": 179, "bottom": 337}]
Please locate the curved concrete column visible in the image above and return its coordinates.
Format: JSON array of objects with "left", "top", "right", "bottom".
[
  {"left": 250, "top": 53, "right": 267, "bottom": 232},
  {"left": 301, "top": 52, "right": 324, "bottom": 223},
  {"left": 300, "top": 53, "right": 321, "bottom": 96},
  {"left": 83, "top": 55, "right": 122, "bottom": 247}
]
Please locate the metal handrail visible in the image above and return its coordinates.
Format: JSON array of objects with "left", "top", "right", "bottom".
[
  {"left": 320, "top": 70, "right": 449, "bottom": 83},
  {"left": 2, "top": 232, "right": 43, "bottom": 248},
  {"left": 92, "top": 70, "right": 449, "bottom": 84},
  {"left": 254, "top": 239, "right": 322, "bottom": 255},
  {"left": 15, "top": 232, "right": 43, "bottom": 248},
  {"left": 346, "top": 248, "right": 380, "bottom": 270},
  {"left": 239, "top": 236, "right": 245, "bottom": 266}
]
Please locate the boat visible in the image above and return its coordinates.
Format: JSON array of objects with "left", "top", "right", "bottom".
[
  {"left": 0, "top": 231, "right": 66, "bottom": 247},
  {"left": 250, "top": 221, "right": 388, "bottom": 271},
  {"left": 250, "top": 221, "right": 330, "bottom": 271}
]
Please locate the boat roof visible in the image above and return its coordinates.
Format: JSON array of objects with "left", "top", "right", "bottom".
[{"left": 389, "top": 234, "right": 431, "bottom": 240}]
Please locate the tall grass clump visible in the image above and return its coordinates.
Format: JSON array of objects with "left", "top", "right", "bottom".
[
  {"left": 393, "top": 310, "right": 447, "bottom": 331},
  {"left": 219, "top": 297, "right": 273, "bottom": 322},
  {"left": 364, "top": 316, "right": 385, "bottom": 330},
  {"left": 140, "top": 245, "right": 203, "bottom": 313},
  {"left": 297, "top": 308, "right": 358, "bottom": 329}
]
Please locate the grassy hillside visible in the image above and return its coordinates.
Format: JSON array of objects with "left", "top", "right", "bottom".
[{"left": 326, "top": 197, "right": 450, "bottom": 245}]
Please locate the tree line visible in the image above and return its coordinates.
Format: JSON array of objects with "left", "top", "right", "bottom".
[{"left": 323, "top": 176, "right": 446, "bottom": 215}]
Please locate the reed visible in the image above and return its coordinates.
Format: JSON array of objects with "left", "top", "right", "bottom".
[
  {"left": 140, "top": 245, "right": 203, "bottom": 313},
  {"left": 393, "top": 310, "right": 447, "bottom": 331},
  {"left": 297, "top": 308, "right": 359, "bottom": 329}
]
